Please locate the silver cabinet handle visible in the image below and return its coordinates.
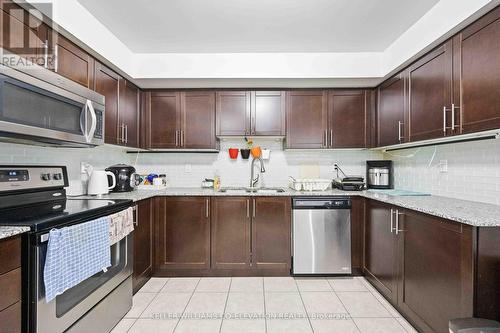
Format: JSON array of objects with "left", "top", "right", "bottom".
[
  {"left": 132, "top": 206, "right": 138, "bottom": 226},
  {"left": 181, "top": 130, "right": 185, "bottom": 147},
  {"left": 252, "top": 199, "right": 256, "bottom": 218},
  {"left": 323, "top": 130, "right": 327, "bottom": 147},
  {"left": 43, "top": 40, "right": 49, "bottom": 69},
  {"left": 395, "top": 210, "right": 404, "bottom": 235},
  {"left": 120, "top": 123, "right": 125, "bottom": 143},
  {"left": 54, "top": 44, "right": 59, "bottom": 73},
  {"left": 206, "top": 198, "right": 210, "bottom": 218},
  {"left": 398, "top": 121, "right": 404, "bottom": 142},
  {"left": 175, "top": 130, "right": 179, "bottom": 147},
  {"left": 451, "top": 103, "right": 457, "bottom": 131},
  {"left": 443, "top": 106, "right": 447, "bottom": 134},
  {"left": 330, "top": 129, "right": 333, "bottom": 147},
  {"left": 390, "top": 208, "right": 394, "bottom": 234},
  {"left": 246, "top": 199, "right": 250, "bottom": 218},
  {"left": 125, "top": 124, "right": 128, "bottom": 144}
]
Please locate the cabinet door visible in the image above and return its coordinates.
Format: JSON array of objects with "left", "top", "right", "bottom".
[
  {"left": 133, "top": 199, "right": 153, "bottom": 294},
  {"left": 251, "top": 197, "right": 291, "bottom": 271},
  {"left": 398, "top": 210, "right": 473, "bottom": 333},
  {"left": 364, "top": 200, "right": 398, "bottom": 303},
  {"left": 211, "top": 197, "right": 251, "bottom": 270},
  {"left": 119, "top": 79, "right": 140, "bottom": 148},
  {"left": 155, "top": 197, "right": 211, "bottom": 271},
  {"left": 350, "top": 197, "right": 365, "bottom": 275},
  {"left": 53, "top": 34, "right": 94, "bottom": 88},
  {"left": 378, "top": 74, "right": 406, "bottom": 146},
  {"left": 94, "top": 62, "right": 120, "bottom": 145},
  {"left": 251, "top": 91, "right": 285, "bottom": 136},
  {"left": 181, "top": 91, "right": 216, "bottom": 149},
  {"left": 148, "top": 91, "right": 180, "bottom": 149},
  {"left": 458, "top": 7, "right": 500, "bottom": 134},
  {"left": 286, "top": 90, "right": 328, "bottom": 148},
  {"left": 408, "top": 41, "right": 453, "bottom": 141},
  {"left": 216, "top": 91, "right": 250, "bottom": 136},
  {"left": 1, "top": 2, "right": 42, "bottom": 59},
  {"left": 328, "top": 90, "right": 367, "bottom": 148}
]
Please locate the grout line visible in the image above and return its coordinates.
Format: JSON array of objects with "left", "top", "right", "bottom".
[
  {"left": 294, "top": 277, "right": 315, "bottom": 333},
  {"left": 125, "top": 285, "right": 162, "bottom": 332},
  {"left": 171, "top": 277, "right": 202, "bottom": 333},
  {"left": 218, "top": 277, "right": 232, "bottom": 333},
  {"left": 333, "top": 290, "right": 361, "bottom": 333}
]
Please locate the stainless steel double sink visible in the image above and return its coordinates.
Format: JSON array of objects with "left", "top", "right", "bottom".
[{"left": 218, "top": 187, "right": 286, "bottom": 194}]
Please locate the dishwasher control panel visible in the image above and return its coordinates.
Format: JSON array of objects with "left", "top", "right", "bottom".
[{"left": 293, "top": 197, "right": 351, "bottom": 209}]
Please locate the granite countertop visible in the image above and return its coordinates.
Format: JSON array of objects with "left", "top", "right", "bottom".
[
  {"left": 0, "top": 226, "right": 31, "bottom": 240},
  {"left": 76, "top": 187, "right": 500, "bottom": 228}
]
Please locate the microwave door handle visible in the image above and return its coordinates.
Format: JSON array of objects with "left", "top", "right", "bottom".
[
  {"left": 85, "top": 100, "right": 97, "bottom": 143},
  {"left": 80, "top": 104, "right": 88, "bottom": 141}
]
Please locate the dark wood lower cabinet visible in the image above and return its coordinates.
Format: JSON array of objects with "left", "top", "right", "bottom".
[
  {"left": 364, "top": 199, "right": 490, "bottom": 333},
  {"left": 398, "top": 210, "right": 473, "bottom": 333},
  {"left": 350, "top": 197, "right": 365, "bottom": 275},
  {"left": 211, "top": 197, "right": 251, "bottom": 270},
  {"left": 155, "top": 197, "right": 211, "bottom": 274},
  {"left": 251, "top": 197, "right": 291, "bottom": 272},
  {"left": 133, "top": 199, "right": 154, "bottom": 294},
  {"left": 0, "top": 235, "right": 21, "bottom": 333},
  {"left": 364, "top": 200, "right": 399, "bottom": 303}
]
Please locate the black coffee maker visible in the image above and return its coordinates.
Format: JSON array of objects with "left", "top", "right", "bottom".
[{"left": 105, "top": 164, "right": 139, "bottom": 192}]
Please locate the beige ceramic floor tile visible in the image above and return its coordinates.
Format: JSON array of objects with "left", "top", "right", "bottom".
[
  {"left": 295, "top": 278, "right": 332, "bottom": 292},
  {"left": 174, "top": 319, "right": 222, "bottom": 333},
  {"left": 230, "top": 277, "right": 264, "bottom": 292},
  {"left": 161, "top": 278, "right": 200, "bottom": 293},
  {"left": 310, "top": 318, "right": 360, "bottom": 333},
  {"left": 140, "top": 292, "right": 192, "bottom": 319},
  {"left": 128, "top": 318, "right": 178, "bottom": 333},
  {"left": 195, "top": 277, "right": 231, "bottom": 292},
  {"left": 354, "top": 318, "right": 407, "bottom": 333},
  {"left": 220, "top": 319, "right": 266, "bottom": 333},
  {"left": 266, "top": 319, "right": 313, "bottom": 333},
  {"left": 264, "top": 277, "right": 298, "bottom": 292},
  {"left": 328, "top": 277, "right": 368, "bottom": 292},
  {"left": 225, "top": 292, "right": 265, "bottom": 315},
  {"left": 337, "top": 292, "right": 391, "bottom": 318},
  {"left": 183, "top": 292, "right": 227, "bottom": 314},
  {"left": 265, "top": 292, "right": 307, "bottom": 317},
  {"left": 110, "top": 318, "right": 136, "bottom": 333},
  {"left": 300, "top": 291, "right": 348, "bottom": 316},
  {"left": 138, "top": 278, "right": 169, "bottom": 293},
  {"left": 125, "top": 292, "right": 156, "bottom": 318}
]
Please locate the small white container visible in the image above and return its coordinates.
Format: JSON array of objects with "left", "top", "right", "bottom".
[{"left": 261, "top": 149, "right": 271, "bottom": 160}]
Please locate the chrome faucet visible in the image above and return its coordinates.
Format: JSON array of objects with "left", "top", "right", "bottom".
[{"left": 249, "top": 157, "right": 266, "bottom": 188}]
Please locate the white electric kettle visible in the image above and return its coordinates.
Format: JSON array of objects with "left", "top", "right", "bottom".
[{"left": 87, "top": 170, "right": 116, "bottom": 196}]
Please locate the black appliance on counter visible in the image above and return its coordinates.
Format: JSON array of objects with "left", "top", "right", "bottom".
[
  {"left": 366, "top": 160, "right": 393, "bottom": 189},
  {"left": 332, "top": 163, "right": 365, "bottom": 191},
  {"left": 105, "top": 164, "right": 139, "bottom": 192},
  {"left": 0, "top": 165, "right": 135, "bottom": 333}
]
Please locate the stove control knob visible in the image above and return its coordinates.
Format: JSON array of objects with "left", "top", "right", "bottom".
[
  {"left": 53, "top": 173, "right": 62, "bottom": 180},
  {"left": 41, "top": 173, "right": 51, "bottom": 181}
]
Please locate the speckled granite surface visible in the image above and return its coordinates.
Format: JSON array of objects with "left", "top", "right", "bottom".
[
  {"left": 0, "top": 226, "right": 30, "bottom": 240},
  {"left": 76, "top": 187, "right": 500, "bottom": 227}
]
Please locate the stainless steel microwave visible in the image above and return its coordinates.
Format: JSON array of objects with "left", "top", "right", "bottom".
[{"left": 0, "top": 52, "right": 105, "bottom": 147}]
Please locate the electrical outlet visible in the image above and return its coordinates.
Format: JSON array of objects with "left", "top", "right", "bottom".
[
  {"left": 185, "top": 164, "right": 192, "bottom": 173},
  {"left": 439, "top": 160, "right": 448, "bottom": 173}
]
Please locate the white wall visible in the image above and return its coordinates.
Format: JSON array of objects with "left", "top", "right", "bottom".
[{"left": 387, "top": 139, "right": 500, "bottom": 205}]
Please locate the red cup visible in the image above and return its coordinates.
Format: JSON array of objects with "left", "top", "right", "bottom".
[{"left": 228, "top": 148, "right": 239, "bottom": 159}]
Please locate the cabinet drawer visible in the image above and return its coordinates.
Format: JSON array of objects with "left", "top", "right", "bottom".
[
  {"left": 0, "top": 268, "right": 21, "bottom": 311},
  {"left": 0, "top": 302, "right": 21, "bottom": 333},
  {"left": 0, "top": 236, "right": 21, "bottom": 275}
]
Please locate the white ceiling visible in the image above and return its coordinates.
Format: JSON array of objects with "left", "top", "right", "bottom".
[{"left": 76, "top": 0, "right": 439, "bottom": 53}]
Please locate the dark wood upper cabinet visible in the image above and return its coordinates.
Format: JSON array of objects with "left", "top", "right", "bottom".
[
  {"left": 457, "top": 6, "right": 500, "bottom": 134},
  {"left": 181, "top": 91, "right": 216, "bottom": 149},
  {"left": 133, "top": 199, "right": 154, "bottom": 294},
  {"left": 328, "top": 90, "right": 367, "bottom": 148},
  {"left": 216, "top": 91, "right": 251, "bottom": 136},
  {"left": 286, "top": 90, "right": 328, "bottom": 148},
  {"left": 251, "top": 91, "right": 285, "bottom": 136},
  {"left": 119, "top": 79, "right": 140, "bottom": 148},
  {"left": 148, "top": 91, "right": 181, "bottom": 149},
  {"left": 211, "top": 197, "right": 251, "bottom": 270},
  {"left": 377, "top": 74, "right": 406, "bottom": 146},
  {"left": 94, "top": 62, "right": 120, "bottom": 145},
  {"left": 408, "top": 40, "right": 453, "bottom": 141},
  {"left": 251, "top": 197, "right": 291, "bottom": 271},
  {"left": 53, "top": 34, "right": 95, "bottom": 89},
  {"left": 148, "top": 91, "right": 216, "bottom": 149},
  {"left": 397, "top": 210, "right": 473, "bottom": 333},
  {"left": 364, "top": 200, "right": 398, "bottom": 304},
  {"left": 155, "top": 197, "right": 211, "bottom": 272}
]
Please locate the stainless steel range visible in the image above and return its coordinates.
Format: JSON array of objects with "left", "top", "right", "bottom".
[{"left": 0, "top": 165, "right": 135, "bottom": 333}]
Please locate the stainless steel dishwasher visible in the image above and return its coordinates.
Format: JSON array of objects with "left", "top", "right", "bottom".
[{"left": 292, "top": 197, "right": 352, "bottom": 275}]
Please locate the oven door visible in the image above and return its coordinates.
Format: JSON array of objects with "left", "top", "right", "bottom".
[{"left": 33, "top": 232, "right": 133, "bottom": 333}]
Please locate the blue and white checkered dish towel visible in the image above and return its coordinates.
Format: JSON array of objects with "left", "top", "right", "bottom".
[{"left": 44, "top": 217, "right": 111, "bottom": 302}]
